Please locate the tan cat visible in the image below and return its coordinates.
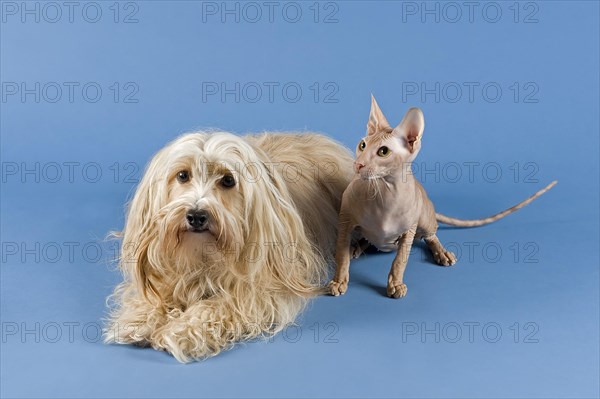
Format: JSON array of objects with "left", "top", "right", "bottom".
[{"left": 329, "top": 96, "right": 557, "bottom": 298}]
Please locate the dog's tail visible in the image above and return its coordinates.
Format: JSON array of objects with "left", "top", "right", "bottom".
[{"left": 436, "top": 180, "right": 557, "bottom": 227}]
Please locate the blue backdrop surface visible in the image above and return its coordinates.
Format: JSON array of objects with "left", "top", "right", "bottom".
[{"left": 1, "top": 1, "right": 599, "bottom": 398}]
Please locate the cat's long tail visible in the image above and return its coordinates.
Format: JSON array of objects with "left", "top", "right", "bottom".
[{"left": 436, "top": 181, "right": 557, "bottom": 227}]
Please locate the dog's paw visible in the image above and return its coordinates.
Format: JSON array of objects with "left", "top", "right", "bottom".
[
  {"left": 387, "top": 282, "right": 408, "bottom": 299},
  {"left": 328, "top": 280, "right": 348, "bottom": 296},
  {"left": 433, "top": 250, "right": 457, "bottom": 266}
]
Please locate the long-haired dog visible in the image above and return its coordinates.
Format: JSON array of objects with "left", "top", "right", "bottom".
[{"left": 104, "top": 131, "right": 353, "bottom": 362}]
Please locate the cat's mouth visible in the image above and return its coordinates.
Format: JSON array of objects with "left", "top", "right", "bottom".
[{"left": 359, "top": 170, "right": 390, "bottom": 180}]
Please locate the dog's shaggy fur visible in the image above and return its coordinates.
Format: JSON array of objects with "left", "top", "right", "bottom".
[{"left": 104, "top": 131, "right": 353, "bottom": 362}]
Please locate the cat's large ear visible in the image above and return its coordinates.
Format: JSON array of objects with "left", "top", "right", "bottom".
[
  {"left": 367, "top": 95, "right": 391, "bottom": 136},
  {"left": 393, "top": 107, "right": 425, "bottom": 154}
]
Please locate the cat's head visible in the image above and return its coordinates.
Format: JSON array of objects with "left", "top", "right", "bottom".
[{"left": 353, "top": 96, "right": 424, "bottom": 180}]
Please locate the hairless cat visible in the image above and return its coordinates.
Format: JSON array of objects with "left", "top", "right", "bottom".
[{"left": 329, "top": 96, "right": 556, "bottom": 298}]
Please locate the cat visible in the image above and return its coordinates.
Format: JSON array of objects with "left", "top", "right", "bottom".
[{"left": 329, "top": 96, "right": 557, "bottom": 298}]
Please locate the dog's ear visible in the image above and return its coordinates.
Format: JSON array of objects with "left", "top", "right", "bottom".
[
  {"left": 367, "top": 95, "right": 391, "bottom": 136},
  {"left": 393, "top": 107, "right": 424, "bottom": 156},
  {"left": 241, "top": 148, "right": 325, "bottom": 296},
  {"left": 120, "top": 149, "right": 169, "bottom": 305}
]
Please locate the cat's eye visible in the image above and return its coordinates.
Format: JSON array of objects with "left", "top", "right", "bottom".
[
  {"left": 176, "top": 170, "right": 190, "bottom": 183},
  {"left": 377, "top": 146, "right": 391, "bottom": 157},
  {"left": 358, "top": 140, "right": 366, "bottom": 151},
  {"left": 221, "top": 174, "right": 236, "bottom": 188}
]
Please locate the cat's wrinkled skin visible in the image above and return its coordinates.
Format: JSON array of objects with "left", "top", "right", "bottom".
[{"left": 329, "top": 96, "right": 556, "bottom": 298}]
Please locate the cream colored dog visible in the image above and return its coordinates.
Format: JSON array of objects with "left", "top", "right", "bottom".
[{"left": 105, "top": 131, "right": 353, "bottom": 362}]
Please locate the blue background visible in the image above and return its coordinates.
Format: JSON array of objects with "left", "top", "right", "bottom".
[{"left": 1, "top": 1, "right": 599, "bottom": 397}]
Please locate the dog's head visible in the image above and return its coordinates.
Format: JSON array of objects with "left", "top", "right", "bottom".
[{"left": 119, "top": 132, "right": 321, "bottom": 306}]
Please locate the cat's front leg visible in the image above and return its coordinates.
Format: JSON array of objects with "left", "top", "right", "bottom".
[
  {"left": 387, "top": 227, "right": 417, "bottom": 298},
  {"left": 351, "top": 237, "right": 370, "bottom": 259},
  {"left": 329, "top": 214, "right": 355, "bottom": 296}
]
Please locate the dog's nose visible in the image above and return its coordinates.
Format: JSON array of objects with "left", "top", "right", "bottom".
[
  {"left": 354, "top": 162, "right": 365, "bottom": 173},
  {"left": 186, "top": 210, "right": 209, "bottom": 230}
]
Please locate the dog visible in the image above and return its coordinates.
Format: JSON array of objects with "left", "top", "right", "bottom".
[{"left": 104, "top": 131, "right": 353, "bottom": 362}]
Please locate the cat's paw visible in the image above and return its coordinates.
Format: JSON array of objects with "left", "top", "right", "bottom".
[
  {"left": 433, "top": 250, "right": 457, "bottom": 266},
  {"left": 351, "top": 240, "right": 369, "bottom": 259},
  {"left": 387, "top": 282, "right": 408, "bottom": 299},
  {"left": 328, "top": 279, "right": 348, "bottom": 296}
]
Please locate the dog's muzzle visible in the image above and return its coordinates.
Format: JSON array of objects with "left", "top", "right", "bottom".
[{"left": 186, "top": 209, "right": 210, "bottom": 232}]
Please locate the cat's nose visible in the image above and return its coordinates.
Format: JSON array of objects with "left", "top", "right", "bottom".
[{"left": 354, "top": 162, "right": 365, "bottom": 173}]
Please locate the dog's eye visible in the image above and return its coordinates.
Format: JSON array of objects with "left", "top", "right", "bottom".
[
  {"left": 377, "top": 146, "right": 391, "bottom": 157},
  {"left": 358, "top": 140, "right": 366, "bottom": 151},
  {"left": 220, "top": 174, "right": 236, "bottom": 188},
  {"left": 176, "top": 170, "right": 190, "bottom": 183}
]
